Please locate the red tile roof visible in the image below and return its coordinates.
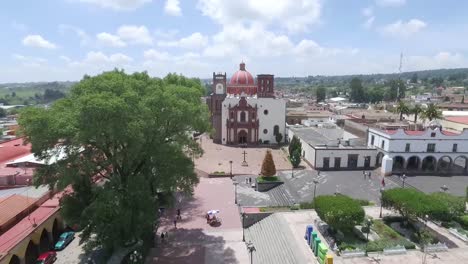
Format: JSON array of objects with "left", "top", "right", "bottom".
[
  {"left": 0, "top": 138, "right": 31, "bottom": 165},
  {"left": 445, "top": 116, "right": 468, "bottom": 125},
  {"left": 0, "top": 195, "right": 37, "bottom": 228}
]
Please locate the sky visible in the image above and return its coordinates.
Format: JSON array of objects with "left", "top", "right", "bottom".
[{"left": 2, "top": 0, "right": 468, "bottom": 82}]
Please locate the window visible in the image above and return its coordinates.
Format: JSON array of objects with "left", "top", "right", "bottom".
[
  {"left": 453, "top": 144, "right": 458, "bottom": 152},
  {"left": 370, "top": 135, "right": 375, "bottom": 145},
  {"left": 240, "top": 111, "right": 246, "bottom": 122},
  {"left": 405, "top": 143, "right": 410, "bottom": 152},
  {"left": 252, "top": 112, "right": 256, "bottom": 119},
  {"left": 381, "top": 140, "right": 385, "bottom": 149},
  {"left": 431, "top": 132, "right": 436, "bottom": 137},
  {"left": 263, "top": 129, "right": 268, "bottom": 134},
  {"left": 273, "top": 125, "right": 279, "bottom": 136},
  {"left": 334, "top": 157, "right": 341, "bottom": 168},
  {"left": 427, "top": 143, "right": 436, "bottom": 152},
  {"left": 230, "top": 111, "right": 234, "bottom": 119},
  {"left": 264, "top": 109, "right": 269, "bottom": 115}
]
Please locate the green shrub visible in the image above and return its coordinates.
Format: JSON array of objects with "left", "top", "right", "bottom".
[
  {"left": 300, "top": 201, "right": 314, "bottom": 209},
  {"left": 457, "top": 215, "right": 468, "bottom": 229},
  {"left": 383, "top": 215, "right": 406, "bottom": 224},
  {"left": 429, "top": 192, "right": 465, "bottom": 221},
  {"left": 257, "top": 176, "right": 280, "bottom": 182},
  {"left": 315, "top": 195, "right": 365, "bottom": 232},
  {"left": 355, "top": 199, "right": 373, "bottom": 206}
]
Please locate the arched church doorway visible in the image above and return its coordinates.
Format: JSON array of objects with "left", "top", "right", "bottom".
[{"left": 238, "top": 130, "right": 248, "bottom": 144}]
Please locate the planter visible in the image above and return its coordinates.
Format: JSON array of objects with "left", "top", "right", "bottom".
[
  {"left": 208, "top": 173, "right": 232, "bottom": 178},
  {"left": 256, "top": 180, "right": 284, "bottom": 192}
]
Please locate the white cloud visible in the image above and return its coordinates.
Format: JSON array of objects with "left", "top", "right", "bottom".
[
  {"left": 59, "top": 24, "right": 90, "bottom": 46},
  {"left": 22, "top": 34, "right": 57, "bottom": 49},
  {"left": 96, "top": 32, "right": 127, "bottom": 47},
  {"left": 67, "top": 51, "right": 133, "bottom": 70},
  {"left": 406, "top": 52, "right": 466, "bottom": 71},
  {"left": 60, "top": 55, "right": 72, "bottom": 62},
  {"left": 154, "top": 29, "right": 179, "bottom": 39},
  {"left": 117, "top": 25, "right": 153, "bottom": 45},
  {"left": 143, "top": 49, "right": 171, "bottom": 61},
  {"left": 76, "top": 0, "right": 152, "bottom": 10},
  {"left": 362, "top": 7, "right": 373, "bottom": 17},
  {"left": 381, "top": 19, "right": 427, "bottom": 37},
  {"left": 164, "top": 0, "right": 181, "bottom": 16},
  {"left": 363, "top": 16, "right": 375, "bottom": 29},
  {"left": 197, "top": 0, "right": 322, "bottom": 33},
  {"left": 376, "top": 0, "right": 406, "bottom": 7},
  {"left": 12, "top": 54, "right": 47, "bottom": 67},
  {"left": 158, "top": 32, "right": 208, "bottom": 49}
]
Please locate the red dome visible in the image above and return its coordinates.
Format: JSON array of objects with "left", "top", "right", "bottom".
[{"left": 229, "top": 62, "right": 255, "bottom": 86}]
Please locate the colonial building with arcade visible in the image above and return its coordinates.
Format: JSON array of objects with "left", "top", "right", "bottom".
[{"left": 207, "top": 62, "right": 286, "bottom": 145}]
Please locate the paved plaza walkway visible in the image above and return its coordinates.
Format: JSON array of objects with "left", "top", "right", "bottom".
[
  {"left": 195, "top": 135, "right": 298, "bottom": 175},
  {"left": 147, "top": 177, "right": 248, "bottom": 264}
]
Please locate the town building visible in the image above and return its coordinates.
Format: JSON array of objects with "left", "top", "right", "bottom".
[
  {"left": 368, "top": 127, "right": 468, "bottom": 176},
  {"left": 287, "top": 125, "right": 377, "bottom": 170},
  {"left": 207, "top": 62, "right": 286, "bottom": 145}
]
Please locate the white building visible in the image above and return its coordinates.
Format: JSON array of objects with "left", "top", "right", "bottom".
[
  {"left": 288, "top": 126, "right": 377, "bottom": 170},
  {"left": 368, "top": 127, "right": 468, "bottom": 175}
]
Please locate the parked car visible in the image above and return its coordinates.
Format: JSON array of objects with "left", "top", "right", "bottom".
[
  {"left": 54, "top": 231, "right": 75, "bottom": 250},
  {"left": 36, "top": 251, "right": 57, "bottom": 264}
]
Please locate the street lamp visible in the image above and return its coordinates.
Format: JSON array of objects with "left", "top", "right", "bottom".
[
  {"left": 440, "top": 185, "right": 449, "bottom": 193},
  {"left": 402, "top": 174, "right": 407, "bottom": 188},
  {"left": 364, "top": 219, "right": 372, "bottom": 256},
  {"left": 229, "top": 160, "right": 233, "bottom": 178},
  {"left": 313, "top": 179, "right": 319, "bottom": 201},
  {"left": 242, "top": 213, "right": 246, "bottom": 240},
  {"left": 379, "top": 187, "right": 385, "bottom": 218},
  {"left": 129, "top": 250, "right": 142, "bottom": 263},
  {"left": 246, "top": 241, "right": 256, "bottom": 264},
  {"left": 233, "top": 180, "right": 238, "bottom": 204}
]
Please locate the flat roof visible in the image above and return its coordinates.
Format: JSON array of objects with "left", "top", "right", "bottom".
[{"left": 289, "top": 126, "right": 366, "bottom": 148}]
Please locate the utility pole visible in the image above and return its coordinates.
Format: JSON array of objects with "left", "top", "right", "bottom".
[{"left": 397, "top": 52, "right": 403, "bottom": 101}]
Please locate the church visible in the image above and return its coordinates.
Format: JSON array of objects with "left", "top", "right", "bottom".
[{"left": 207, "top": 62, "right": 286, "bottom": 145}]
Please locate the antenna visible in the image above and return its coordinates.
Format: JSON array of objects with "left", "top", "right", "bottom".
[{"left": 397, "top": 52, "right": 403, "bottom": 100}]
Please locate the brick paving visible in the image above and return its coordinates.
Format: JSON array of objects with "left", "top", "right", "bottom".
[
  {"left": 195, "top": 135, "right": 300, "bottom": 176},
  {"left": 147, "top": 177, "right": 248, "bottom": 264}
]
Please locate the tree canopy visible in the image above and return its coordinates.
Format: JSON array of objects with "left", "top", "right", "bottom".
[
  {"left": 314, "top": 195, "right": 365, "bottom": 231},
  {"left": 18, "top": 70, "right": 210, "bottom": 254},
  {"left": 349, "top": 78, "right": 366, "bottom": 103},
  {"left": 260, "top": 150, "right": 276, "bottom": 177},
  {"left": 421, "top": 103, "right": 443, "bottom": 121},
  {"left": 316, "top": 86, "right": 326, "bottom": 102}
]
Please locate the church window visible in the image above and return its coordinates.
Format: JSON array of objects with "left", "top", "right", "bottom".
[
  {"left": 273, "top": 125, "right": 279, "bottom": 136},
  {"left": 263, "top": 129, "right": 268, "bottom": 134},
  {"left": 240, "top": 111, "right": 246, "bottom": 122},
  {"left": 264, "top": 109, "right": 269, "bottom": 115}
]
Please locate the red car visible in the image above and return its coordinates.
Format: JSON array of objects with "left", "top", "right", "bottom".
[{"left": 36, "top": 251, "right": 57, "bottom": 264}]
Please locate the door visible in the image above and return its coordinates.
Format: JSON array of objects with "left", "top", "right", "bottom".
[
  {"left": 347, "top": 154, "right": 358, "bottom": 169},
  {"left": 364, "top": 156, "right": 371, "bottom": 168},
  {"left": 238, "top": 130, "right": 248, "bottom": 144},
  {"left": 334, "top": 157, "right": 341, "bottom": 169},
  {"left": 323, "top": 158, "right": 330, "bottom": 169}
]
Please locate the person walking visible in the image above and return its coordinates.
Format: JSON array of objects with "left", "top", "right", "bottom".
[
  {"left": 177, "top": 209, "right": 181, "bottom": 220},
  {"left": 173, "top": 218, "right": 177, "bottom": 229},
  {"left": 363, "top": 171, "right": 366, "bottom": 179},
  {"left": 160, "top": 232, "right": 165, "bottom": 243}
]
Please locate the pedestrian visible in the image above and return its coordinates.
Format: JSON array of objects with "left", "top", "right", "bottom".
[
  {"left": 173, "top": 218, "right": 177, "bottom": 228},
  {"left": 368, "top": 171, "right": 372, "bottom": 179},
  {"left": 160, "top": 232, "right": 165, "bottom": 243},
  {"left": 317, "top": 170, "right": 321, "bottom": 176},
  {"left": 363, "top": 170, "right": 366, "bottom": 179},
  {"left": 249, "top": 177, "right": 252, "bottom": 184},
  {"left": 177, "top": 209, "right": 181, "bottom": 220}
]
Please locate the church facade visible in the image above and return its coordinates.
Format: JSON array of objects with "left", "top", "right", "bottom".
[{"left": 207, "top": 62, "right": 286, "bottom": 145}]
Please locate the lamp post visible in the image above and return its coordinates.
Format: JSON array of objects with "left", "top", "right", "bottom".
[
  {"left": 233, "top": 181, "right": 238, "bottom": 204},
  {"left": 364, "top": 218, "right": 372, "bottom": 256},
  {"left": 440, "top": 185, "right": 449, "bottom": 193},
  {"left": 402, "top": 174, "right": 407, "bottom": 188},
  {"left": 379, "top": 187, "right": 385, "bottom": 218},
  {"left": 229, "top": 160, "right": 233, "bottom": 178},
  {"left": 246, "top": 241, "right": 256, "bottom": 264},
  {"left": 241, "top": 212, "right": 245, "bottom": 242},
  {"left": 313, "top": 179, "right": 319, "bottom": 201}
]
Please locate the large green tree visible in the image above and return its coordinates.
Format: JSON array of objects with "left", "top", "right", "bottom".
[
  {"left": 394, "top": 101, "right": 410, "bottom": 121},
  {"left": 19, "top": 70, "right": 210, "bottom": 254},
  {"left": 314, "top": 195, "right": 365, "bottom": 231},
  {"left": 411, "top": 104, "right": 423, "bottom": 123},
  {"left": 349, "top": 78, "right": 366, "bottom": 103},
  {"left": 316, "top": 86, "right": 326, "bottom": 102}
]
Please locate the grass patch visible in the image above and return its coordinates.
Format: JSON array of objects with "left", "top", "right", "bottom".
[
  {"left": 300, "top": 201, "right": 315, "bottom": 209},
  {"left": 211, "top": 171, "right": 225, "bottom": 175},
  {"left": 257, "top": 176, "right": 280, "bottom": 182},
  {"left": 336, "top": 220, "right": 415, "bottom": 252},
  {"left": 259, "top": 206, "right": 291, "bottom": 212}
]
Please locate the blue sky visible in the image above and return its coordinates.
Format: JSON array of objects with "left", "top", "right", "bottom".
[{"left": 2, "top": 0, "right": 468, "bottom": 82}]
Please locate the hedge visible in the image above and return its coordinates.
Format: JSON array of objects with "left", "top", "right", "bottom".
[{"left": 315, "top": 195, "right": 365, "bottom": 231}]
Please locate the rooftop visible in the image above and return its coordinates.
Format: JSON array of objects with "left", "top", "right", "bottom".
[
  {"left": 445, "top": 116, "right": 468, "bottom": 125},
  {"left": 289, "top": 126, "right": 366, "bottom": 148},
  {"left": 0, "top": 138, "right": 31, "bottom": 165}
]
